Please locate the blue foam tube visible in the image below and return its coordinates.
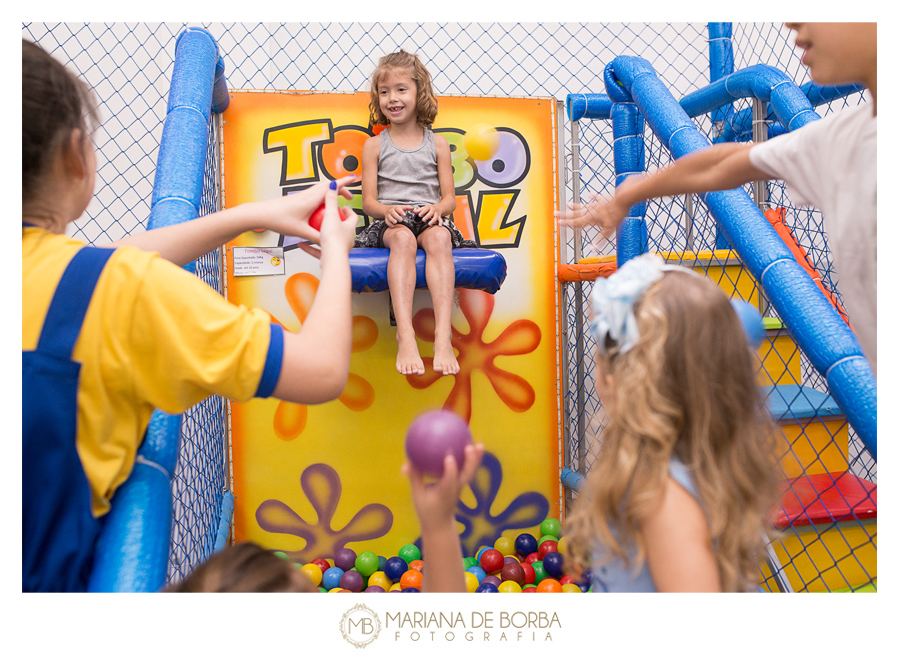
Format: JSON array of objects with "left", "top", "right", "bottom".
[
  {"left": 608, "top": 100, "right": 647, "bottom": 265},
  {"left": 560, "top": 467, "right": 585, "bottom": 491},
  {"left": 214, "top": 491, "right": 235, "bottom": 552},
  {"left": 605, "top": 56, "right": 876, "bottom": 459},
  {"left": 89, "top": 28, "right": 224, "bottom": 592},
  {"left": 566, "top": 93, "right": 613, "bottom": 121}
]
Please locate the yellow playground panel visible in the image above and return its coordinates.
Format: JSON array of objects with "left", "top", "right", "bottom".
[{"left": 221, "top": 90, "right": 563, "bottom": 560}]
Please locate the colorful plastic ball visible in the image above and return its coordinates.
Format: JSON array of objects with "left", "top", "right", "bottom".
[
  {"left": 479, "top": 549, "right": 504, "bottom": 574},
  {"left": 401, "top": 587, "right": 421, "bottom": 593},
  {"left": 522, "top": 584, "right": 538, "bottom": 593},
  {"left": 466, "top": 566, "right": 487, "bottom": 583},
  {"left": 542, "top": 551, "right": 565, "bottom": 579},
  {"left": 400, "top": 570, "right": 424, "bottom": 591},
  {"left": 317, "top": 586, "right": 327, "bottom": 593},
  {"left": 464, "top": 123, "right": 501, "bottom": 161},
  {"left": 514, "top": 533, "right": 539, "bottom": 557},
  {"left": 300, "top": 563, "right": 323, "bottom": 587},
  {"left": 355, "top": 551, "right": 380, "bottom": 578},
  {"left": 536, "top": 578, "right": 563, "bottom": 593},
  {"left": 273, "top": 551, "right": 289, "bottom": 560},
  {"left": 532, "top": 561, "right": 547, "bottom": 584},
  {"left": 328, "top": 587, "right": 348, "bottom": 593},
  {"left": 334, "top": 548, "right": 357, "bottom": 572},
  {"left": 464, "top": 572, "right": 480, "bottom": 592},
  {"left": 500, "top": 562, "right": 526, "bottom": 586},
  {"left": 519, "top": 562, "right": 536, "bottom": 585},
  {"left": 405, "top": 409, "right": 473, "bottom": 477},
  {"left": 463, "top": 557, "right": 479, "bottom": 569},
  {"left": 524, "top": 552, "right": 540, "bottom": 564},
  {"left": 475, "top": 582, "right": 499, "bottom": 593},
  {"left": 562, "top": 583, "right": 582, "bottom": 593},
  {"left": 398, "top": 544, "right": 422, "bottom": 564},
  {"left": 368, "top": 571, "right": 392, "bottom": 591},
  {"left": 378, "top": 555, "right": 388, "bottom": 571},
  {"left": 498, "top": 581, "right": 523, "bottom": 593},
  {"left": 311, "top": 558, "right": 331, "bottom": 574},
  {"left": 538, "top": 534, "right": 557, "bottom": 546},
  {"left": 556, "top": 536, "right": 568, "bottom": 557},
  {"left": 389, "top": 582, "right": 403, "bottom": 592},
  {"left": 309, "top": 203, "right": 326, "bottom": 231},
  {"left": 385, "top": 556, "right": 409, "bottom": 582},
  {"left": 559, "top": 575, "right": 576, "bottom": 586},
  {"left": 538, "top": 540, "right": 558, "bottom": 560},
  {"left": 577, "top": 581, "right": 592, "bottom": 593},
  {"left": 339, "top": 570, "right": 364, "bottom": 593},
  {"left": 503, "top": 556, "right": 519, "bottom": 566},
  {"left": 540, "top": 518, "right": 563, "bottom": 538},
  {"left": 409, "top": 559, "right": 425, "bottom": 572},
  {"left": 322, "top": 566, "right": 344, "bottom": 590},
  {"left": 482, "top": 575, "right": 502, "bottom": 588},
  {"left": 476, "top": 547, "right": 490, "bottom": 561},
  {"left": 365, "top": 585, "right": 386, "bottom": 593},
  {"left": 494, "top": 536, "right": 515, "bottom": 556}
]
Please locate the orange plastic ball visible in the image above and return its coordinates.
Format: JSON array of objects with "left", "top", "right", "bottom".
[
  {"left": 536, "top": 578, "right": 562, "bottom": 593},
  {"left": 400, "top": 569, "right": 423, "bottom": 590},
  {"left": 409, "top": 559, "right": 425, "bottom": 572}
]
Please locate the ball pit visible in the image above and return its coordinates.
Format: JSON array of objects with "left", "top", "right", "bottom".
[{"left": 275, "top": 516, "right": 583, "bottom": 594}]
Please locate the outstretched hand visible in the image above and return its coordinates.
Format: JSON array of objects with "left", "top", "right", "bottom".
[
  {"left": 294, "top": 177, "right": 359, "bottom": 260},
  {"left": 555, "top": 176, "right": 639, "bottom": 237},
  {"left": 403, "top": 443, "right": 484, "bottom": 533}
]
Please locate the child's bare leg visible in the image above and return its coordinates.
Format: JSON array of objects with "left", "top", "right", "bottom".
[
  {"left": 419, "top": 227, "right": 459, "bottom": 375},
  {"left": 383, "top": 227, "right": 425, "bottom": 376}
]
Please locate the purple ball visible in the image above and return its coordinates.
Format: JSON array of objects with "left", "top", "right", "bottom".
[
  {"left": 339, "top": 569, "right": 364, "bottom": 593},
  {"left": 482, "top": 575, "right": 502, "bottom": 588},
  {"left": 405, "top": 410, "right": 473, "bottom": 477},
  {"left": 503, "top": 556, "right": 519, "bottom": 566},
  {"left": 365, "top": 585, "right": 386, "bottom": 593},
  {"left": 334, "top": 548, "right": 357, "bottom": 572}
]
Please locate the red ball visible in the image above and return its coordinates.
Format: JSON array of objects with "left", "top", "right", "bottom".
[
  {"left": 479, "top": 549, "right": 505, "bottom": 574},
  {"left": 309, "top": 203, "right": 325, "bottom": 231},
  {"left": 519, "top": 562, "right": 536, "bottom": 585},
  {"left": 559, "top": 575, "right": 576, "bottom": 586},
  {"left": 522, "top": 585, "right": 538, "bottom": 593},
  {"left": 405, "top": 410, "right": 473, "bottom": 477},
  {"left": 538, "top": 540, "right": 558, "bottom": 560},
  {"left": 499, "top": 562, "right": 526, "bottom": 586},
  {"left": 524, "top": 552, "right": 540, "bottom": 564},
  {"left": 311, "top": 558, "right": 330, "bottom": 574}
]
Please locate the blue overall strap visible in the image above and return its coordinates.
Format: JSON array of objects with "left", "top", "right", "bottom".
[
  {"left": 38, "top": 247, "right": 115, "bottom": 359},
  {"left": 22, "top": 246, "right": 115, "bottom": 592}
]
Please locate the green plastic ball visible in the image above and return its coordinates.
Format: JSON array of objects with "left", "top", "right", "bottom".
[
  {"left": 538, "top": 535, "right": 557, "bottom": 546},
  {"left": 355, "top": 551, "right": 380, "bottom": 578},
  {"left": 532, "top": 561, "right": 547, "bottom": 584},
  {"left": 273, "top": 551, "right": 290, "bottom": 560},
  {"left": 540, "top": 518, "right": 562, "bottom": 538},
  {"left": 463, "top": 556, "right": 479, "bottom": 569},
  {"left": 398, "top": 544, "right": 422, "bottom": 564}
]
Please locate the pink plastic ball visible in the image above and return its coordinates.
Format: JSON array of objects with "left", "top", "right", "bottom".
[{"left": 405, "top": 410, "right": 473, "bottom": 477}]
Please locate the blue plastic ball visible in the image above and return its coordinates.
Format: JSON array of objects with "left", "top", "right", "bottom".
[
  {"left": 731, "top": 299, "right": 765, "bottom": 348},
  {"left": 322, "top": 566, "right": 344, "bottom": 590},
  {"left": 378, "top": 555, "right": 388, "bottom": 571},
  {"left": 514, "top": 533, "right": 539, "bottom": 557},
  {"left": 542, "top": 551, "right": 565, "bottom": 579},
  {"left": 401, "top": 587, "right": 421, "bottom": 593},
  {"left": 475, "top": 582, "right": 499, "bottom": 593},
  {"left": 466, "top": 566, "right": 487, "bottom": 583},
  {"left": 385, "top": 556, "right": 409, "bottom": 582}
]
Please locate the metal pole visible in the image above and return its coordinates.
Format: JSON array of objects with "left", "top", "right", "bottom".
[{"left": 570, "top": 120, "right": 586, "bottom": 478}]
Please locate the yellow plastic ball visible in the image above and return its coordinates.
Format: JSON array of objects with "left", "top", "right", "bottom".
[
  {"left": 464, "top": 123, "right": 500, "bottom": 161},
  {"left": 368, "top": 571, "right": 392, "bottom": 591},
  {"left": 556, "top": 536, "right": 568, "bottom": 557},
  {"left": 494, "top": 536, "right": 515, "bottom": 556},
  {"left": 299, "top": 563, "right": 323, "bottom": 587},
  {"left": 464, "top": 571, "right": 480, "bottom": 593},
  {"left": 562, "top": 583, "right": 582, "bottom": 594},
  {"left": 498, "top": 581, "right": 523, "bottom": 593}
]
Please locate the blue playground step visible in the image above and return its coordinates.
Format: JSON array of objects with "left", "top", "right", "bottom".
[{"left": 762, "top": 384, "right": 844, "bottom": 422}]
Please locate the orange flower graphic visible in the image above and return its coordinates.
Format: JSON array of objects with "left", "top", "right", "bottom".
[
  {"left": 271, "top": 273, "right": 377, "bottom": 440},
  {"left": 407, "top": 288, "right": 541, "bottom": 422}
]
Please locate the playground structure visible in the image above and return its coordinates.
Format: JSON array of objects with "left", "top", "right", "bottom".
[{"left": 23, "top": 22, "right": 875, "bottom": 593}]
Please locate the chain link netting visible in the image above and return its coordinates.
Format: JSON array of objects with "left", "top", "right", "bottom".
[{"left": 23, "top": 21, "right": 875, "bottom": 592}]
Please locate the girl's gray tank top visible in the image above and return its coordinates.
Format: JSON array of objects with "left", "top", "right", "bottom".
[{"left": 377, "top": 128, "right": 441, "bottom": 207}]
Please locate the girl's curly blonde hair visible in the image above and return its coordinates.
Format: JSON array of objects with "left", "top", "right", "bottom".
[
  {"left": 565, "top": 271, "right": 780, "bottom": 592},
  {"left": 368, "top": 50, "right": 438, "bottom": 127}
]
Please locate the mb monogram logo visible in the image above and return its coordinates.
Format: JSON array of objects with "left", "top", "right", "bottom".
[{"left": 340, "top": 604, "right": 382, "bottom": 648}]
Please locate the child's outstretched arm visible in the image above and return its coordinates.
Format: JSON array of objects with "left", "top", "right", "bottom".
[
  {"left": 269, "top": 182, "right": 358, "bottom": 404},
  {"left": 556, "top": 143, "right": 768, "bottom": 235},
  {"left": 642, "top": 476, "right": 722, "bottom": 592},
  {"left": 403, "top": 443, "right": 484, "bottom": 593},
  {"left": 414, "top": 133, "right": 457, "bottom": 226},
  {"left": 108, "top": 175, "right": 357, "bottom": 266}
]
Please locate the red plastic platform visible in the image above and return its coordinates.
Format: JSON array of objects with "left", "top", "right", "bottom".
[{"left": 774, "top": 471, "right": 877, "bottom": 529}]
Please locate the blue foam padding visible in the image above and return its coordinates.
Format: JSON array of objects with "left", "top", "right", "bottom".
[
  {"left": 763, "top": 385, "right": 843, "bottom": 421},
  {"left": 349, "top": 248, "right": 507, "bottom": 294}
]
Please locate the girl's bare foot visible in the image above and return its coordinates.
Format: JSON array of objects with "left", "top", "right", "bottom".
[
  {"left": 397, "top": 331, "right": 425, "bottom": 376},
  {"left": 433, "top": 337, "right": 460, "bottom": 375}
]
